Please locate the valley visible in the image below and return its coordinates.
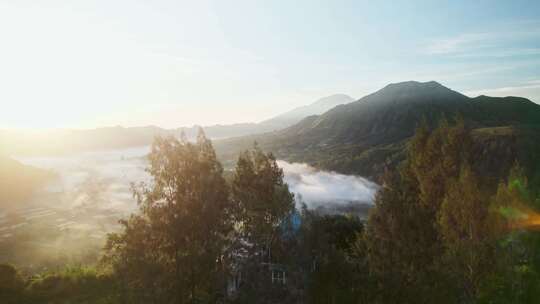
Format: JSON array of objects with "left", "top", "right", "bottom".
[{"left": 0, "top": 143, "right": 378, "bottom": 272}]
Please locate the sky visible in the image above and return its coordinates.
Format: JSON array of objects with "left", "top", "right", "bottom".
[{"left": 1, "top": 0, "right": 539, "bottom": 129}]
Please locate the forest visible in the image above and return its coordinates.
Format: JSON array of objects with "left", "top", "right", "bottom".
[{"left": 2, "top": 118, "right": 539, "bottom": 304}]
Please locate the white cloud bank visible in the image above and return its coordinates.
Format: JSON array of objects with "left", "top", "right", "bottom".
[
  {"left": 278, "top": 161, "right": 379, "bottom": 208},
  {"left": 15, "top": 148, "right": 379, "bottom": 213}
]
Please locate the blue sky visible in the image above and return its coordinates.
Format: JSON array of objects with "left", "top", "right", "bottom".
[{"left": 0, "top": 0, "right": 539, "bottom": 129}]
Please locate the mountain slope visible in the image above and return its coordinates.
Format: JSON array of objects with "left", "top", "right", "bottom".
[
  {"left": 0, "top": 155, "right": 54, "bottom": 208},
  {"left": 215, "top": 81, "right": 540, "bottom": 182},
  {"left": 274, "top": 81, "right": 470, "bottom": 148},
  {"left": 178, "top": 94, "right": 354, "bottom": 139},
  {"left": 259, "top": 94, "right": 354, "bottom": 130}
]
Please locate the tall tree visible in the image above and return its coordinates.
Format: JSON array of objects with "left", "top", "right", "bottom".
[
  {"left": 438, "top": 166, "right": 501, "bottom": 302},
  {"left": 231, "top": 144, "right": 295, "bottom": 258},
  {"left": 298, "top": 212, "right": 367, "bottom": 304},
  {"left": 104, "top": 130, "right": 233, "bottom": 304},
  {"left": 229, "top": 144, "right": 295, "bottom": 303},
  {"left": 365, "top": 167, "right": 449, "bottom": 303},
  {"left": 364, "top": 118, "right": 487, "bottom": 303}
]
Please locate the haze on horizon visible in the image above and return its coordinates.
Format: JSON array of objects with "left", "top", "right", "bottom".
[{"left": 1, "top": 0, "right": 540, "bottom": 130}]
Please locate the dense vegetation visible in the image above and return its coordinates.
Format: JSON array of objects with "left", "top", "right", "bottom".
[{"left": 2, "top": 119, "right": 539, "bottom": 303}]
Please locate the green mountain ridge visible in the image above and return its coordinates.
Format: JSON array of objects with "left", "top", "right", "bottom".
[{"left": 215, "top": 81, "right": 540, "bottom": 184}]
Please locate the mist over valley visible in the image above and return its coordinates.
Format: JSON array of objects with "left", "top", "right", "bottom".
[{"left": 0, "top": 143, "right": 378, "bottom": 272}]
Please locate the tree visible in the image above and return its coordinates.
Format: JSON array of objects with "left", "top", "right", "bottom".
[
  {"left": 364, "top": 167, "right": 450, "bottom": 303},
  {"left": 364, "top": 118, "right": 490, "bottom": 303},
  {"left": 298, "top": 212, "right": 367, "bottom": 304},
  {"left": 229, "top": 144, "right": 295, "bottom": 303},
  {"left": 231, "top": 144, "right": 295, "bottom": 258},
  {"left": 104, "top": 130, "right": 233, "bottom": 304},
  {"left": 438, "top": 166, "right": 501, "bottom": 302}
]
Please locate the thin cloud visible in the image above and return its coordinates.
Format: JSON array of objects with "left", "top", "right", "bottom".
[
  {"left": 426, "top": 33, "right": 492, "bottom": 55},
  {"left": 424, "top": 24, "right": 540, "bottom": 57},
  {"left": 452, "top": 48, "right": 540, "bottom": 59}
]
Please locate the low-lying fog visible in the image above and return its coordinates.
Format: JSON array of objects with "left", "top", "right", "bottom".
[
  {"left": 18, "top": 146, "right": 152, "bottom": 214},
  {"left": 17, "top": 146, "right": 379, "bottom": 213},
  {"left": 1, "top": 146, "right": 378, "bottom": 271}
]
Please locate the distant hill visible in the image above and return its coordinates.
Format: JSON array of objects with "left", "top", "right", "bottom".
[
  {"left": 0, "top": 155, "right": 54, "bottom": 208},
  {"left": 179, "top": 123, "right": 260, "bottom": 140},
  {"left": 215, "top": 81, "right": 540, "bottom": 184},
  {"left": 0, "top": 94, "right": 353, "bottom": 156},
  {"left": 0, "top": 126, "right": 177, "bottom": 156},
  {"left": 258, "top": 94, "right": 354, "bottom": 130},
  {"left": 178, "top": 94, "right": 354, "bottom": 139}
]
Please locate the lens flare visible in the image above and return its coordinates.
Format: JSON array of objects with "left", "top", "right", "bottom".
[{"left": 499, "top": 206, "right": 540, "bottom": 230}]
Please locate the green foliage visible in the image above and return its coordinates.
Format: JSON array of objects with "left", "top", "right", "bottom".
[
  {"left": 477, "top": 164, "right": 540, "bottom": 303},
  {"left": 298, "top": 212, "right": 370, "bottom": 304},
  {"left": 438, "top": 167, "right": 502, "bottom": 302},
  {"left": 233, "top": 145, "right": 293, "bottom": 219},
  {"left": 5, "top": 112, "right": 540, "bottom": 303},
  {"left": 231, "top": 144, "right": 295, "bottom": 252},
  {"left": 363, "top": 118, "right": 518, "bottom": 303},
  {"left": 26, "top": 266, "right": 119, "bottom": 304},
  {"left": 103, "top": 130, "right": 233, "bottom": 303},
  {"left": 0, "top": 264, "right": 119, "bottom": 304},
  {"left": 228, "top": 144, "right": 296, "bottom": 303}
]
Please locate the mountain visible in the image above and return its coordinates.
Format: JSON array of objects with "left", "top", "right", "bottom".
[
  {"left": 267, "top": 81, "right": 539, "bottom": 148},
  {"left": 271, "top": 81, "right": 470, "bottom": 148},
  {"left": 215, "top": 81, "right": 540, "bottom": 184},
  {"left": 258, "top": 94, "right": 354, "bottom": 130},
  {"left": 0, "top": 94, "right": 353, "bottom": 156},
  {"left": 178, "top": 94, "right": 354, "bottom": 139}
]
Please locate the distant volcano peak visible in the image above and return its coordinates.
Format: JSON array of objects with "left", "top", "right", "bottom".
[
  {"left": 368, "top": 80, "right": 468, "bottom": 104},
  {"left": 382, "top": 80, "right": 451, "bottom": 92}
]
